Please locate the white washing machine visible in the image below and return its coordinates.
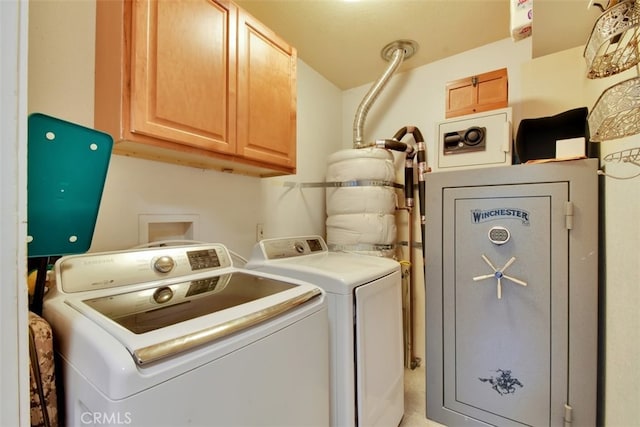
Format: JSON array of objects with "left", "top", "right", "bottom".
[
  {"left": 246, "top": 236, "right": 404, "bottom": 427},
  {"left": 43, "top": 243, "right": 330, "bottom": 427}
]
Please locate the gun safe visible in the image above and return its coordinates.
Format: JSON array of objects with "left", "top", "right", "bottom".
[{"left": 425, "top": 159, "right": 598, "bottom": 426}]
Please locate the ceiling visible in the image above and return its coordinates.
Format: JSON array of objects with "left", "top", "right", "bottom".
[{"left": 235, "top": 0, "right": 603, "bottom": 90}]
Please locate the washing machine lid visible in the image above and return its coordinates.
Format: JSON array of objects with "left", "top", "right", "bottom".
[
  {"left": 61, "top": 269, "right": 322, "bottom": 366},
  {"left": 247, "top": 236, "right": 400, "bottom": 294},
  {"left": 81, "top": 272, "right": 298, "bottom": 334}
]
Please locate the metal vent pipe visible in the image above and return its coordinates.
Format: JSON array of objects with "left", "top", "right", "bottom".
[{"left": 352, "top": 40, "right": 418, "bottom": 148}]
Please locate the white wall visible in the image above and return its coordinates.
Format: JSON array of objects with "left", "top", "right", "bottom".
[
  {"left": 91, "top": 157, "right": 263, "bottom": 255},
  {"left": 341, "top": 37, "right": 533, "bottom": 364},
  {"left": 342, "top": 37, "right": 533, "bottom": 159},
  {"left": 28, "top": 0, "right": 342, "bottom": 259},
  {"left": 522, "top": 46, "right": 640, "bottom": 426},
  {"left": 600, "top": 136, "right": 640, "bottom": 427},
  {"left": 260, "top": 60, "right": 343, "bottom": 241}
]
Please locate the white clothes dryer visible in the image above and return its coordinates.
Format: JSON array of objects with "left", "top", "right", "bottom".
[
  {"left": 246, "top": 236, "right": 404, "bottom": 427},
  {"left": 43, "top": 243, "right": 330, "bottom": 427}
]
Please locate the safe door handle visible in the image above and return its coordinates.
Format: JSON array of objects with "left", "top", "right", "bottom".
[{"left": 473, "top": 254, "right": 527, "bottom": 299}]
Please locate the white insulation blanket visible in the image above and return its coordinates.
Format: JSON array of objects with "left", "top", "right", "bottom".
[
  {"left": 326, "top": 186, "right": 397, "bottom": 216},
  {"left": 326, "top": 148, "right": 395, "bottom": 182},
  {"left": 325, "top": 148, "right": 398, "bottom": 257},
  {"left": 326, "top": 213, "right": 397, "bottom": 245}
]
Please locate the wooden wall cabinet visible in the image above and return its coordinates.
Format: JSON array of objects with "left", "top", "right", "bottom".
[
  {"left": 445, "top": 68, "right": 508, "bottom": 119},
  {"left": 95, "top": 0, "right": 297, "bottom": 177}
]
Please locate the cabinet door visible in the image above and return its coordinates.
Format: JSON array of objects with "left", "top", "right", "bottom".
[
  {"left": 446, "top": 68, "right": 508, "bottom": 118},
  {"left": 237, "top": 10, "right": 297, "bottom": 170},
  {"left": 130, "top": 0, "right": 237, "bottom": 153}
]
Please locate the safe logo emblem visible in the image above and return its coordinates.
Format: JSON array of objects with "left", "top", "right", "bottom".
[
  {"left": 471, "top": 208, "right": 530, "bottom": 225},
  {"left": 479, "top": 369, "right": 524, "bottom": 396}
]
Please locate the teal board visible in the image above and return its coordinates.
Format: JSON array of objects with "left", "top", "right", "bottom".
[{"left": 27, "top": 113, "right": 113, "bottom": 257}]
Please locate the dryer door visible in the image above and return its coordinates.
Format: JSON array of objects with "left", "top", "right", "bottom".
[{"left": 354, "top": 270, "right": 404, "bottom": 427}]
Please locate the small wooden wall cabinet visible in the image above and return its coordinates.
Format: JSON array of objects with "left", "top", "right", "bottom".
[
  {"left": 95, "top": 0, "right": 297, "bottom": 177},
  {"left": 445, "top": 68, "right": 508, "bottom": 119}
]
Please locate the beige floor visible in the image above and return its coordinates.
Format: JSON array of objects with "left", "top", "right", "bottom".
[{"left": 400, "top": 365, "right": 445, "bottom": 427}]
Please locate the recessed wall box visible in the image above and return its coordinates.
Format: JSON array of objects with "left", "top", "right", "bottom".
[{"left": 138, "top": 214, "right": 200, "bottom": 244}]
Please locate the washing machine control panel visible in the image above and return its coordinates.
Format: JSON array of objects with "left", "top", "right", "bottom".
[
  {"left": 255, "top": 236, "right": 327, "bottom": 260},
  {"left": 55, "top": 244, "right": 232, "bottom": 294}
]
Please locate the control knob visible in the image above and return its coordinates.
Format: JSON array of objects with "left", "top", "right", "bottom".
[
  {"left": 153, "top": 256, "right": 175, "bottom": 273},
  {"left": 153, "top": 286, "right": 174, "bottom": 304}
]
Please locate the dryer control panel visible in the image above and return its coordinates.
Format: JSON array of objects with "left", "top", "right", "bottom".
[{"left": 252, "top": 236, "right": 327, "bottom": 260}]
